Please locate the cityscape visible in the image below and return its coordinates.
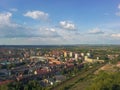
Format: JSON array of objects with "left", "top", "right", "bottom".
[
  {"left": 0, "top": 45, "right": 120, "bottom": 90},
  {"left": 0, "top": 0, "right": 120, "bottom": 90}
]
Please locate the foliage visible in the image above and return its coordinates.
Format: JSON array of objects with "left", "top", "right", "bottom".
[
  {"left": 0, "top": 80, "right": 48, "bottom": 90},
  {"left": 0, "top": 84, "right": 8, "bottom": 90},
  {"left": 86, "top": 71, "right": 120, "bottom": 90}
]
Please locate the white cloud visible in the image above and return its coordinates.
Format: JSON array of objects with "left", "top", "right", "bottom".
[
  {"left": 0, "top": 12, "right": 19, "bottom": 28},
  {"left": 0, "top": 12, "right": 32, "bottom": 38},
  {"left": 59, "top": 21, "right": 76, "bottom": 30},
  {"left": 36, "top": 27, "right": 59, "bottom": 38},
  {"left": 0, "top": 12, "right": 59, "bottom": 39},
  {"left": 88, "top": 28, "right": 104, "bottom": 34},
  {"left": 24, "top": 10, "right": 49, "bottom": 20},
  {"left": 111, "top": 33, "right": 120, "bottom": 38},
  {"left": 0, "top": 12, "right": 12, "bottom": 26},
  {"left": 45, "top": 28, "right": 56, "bottom": 32},
  {"left": 0, "top": 26, "right": 60, "bottom": 38},
  {"left": 1, "top": 12, "right": 120, "bottom": 44}
]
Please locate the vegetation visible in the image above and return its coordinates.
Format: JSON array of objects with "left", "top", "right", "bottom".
[
  {"left": 51, "top": 63, "right": 104, "bottom": 90},
  {"left": 1, "top": 45, "right": 120, "bottom": 90},
  {"left": 86, "top": 71, "right": 120, "bottom": 90},
  {"left": 0, "top": 80, "right": 50, "bottom": 90}
]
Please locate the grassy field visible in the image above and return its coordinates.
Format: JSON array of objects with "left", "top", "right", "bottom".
[{"left": 51, "top": 64, "right": 105, "bottom": 90}]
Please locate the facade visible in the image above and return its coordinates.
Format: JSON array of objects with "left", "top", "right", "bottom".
[
  {"left": 84, "top": 56, "right": 104, "bottom": 63},
  {"left": 75, "top": 53, "right": 78, "bottom": 60},
  {"left": 81, "top": 53, "right": 84, "bottom": 57},
  {"left": 69, "top": 52, "right": 73, "bottom": 57},
  {"left": 64, "top": 52, "right": 67, "bottom": 58}
]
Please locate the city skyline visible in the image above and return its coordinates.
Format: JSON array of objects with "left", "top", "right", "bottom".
[{"left": 0, "top": 0, "right": 120, "bottom": 45}]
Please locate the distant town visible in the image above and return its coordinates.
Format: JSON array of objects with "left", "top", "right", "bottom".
[{"left": 0, "top": 45, "right": 120, "bottom": 90}]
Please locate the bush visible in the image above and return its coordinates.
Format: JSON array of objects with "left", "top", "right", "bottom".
[{"left": 86, "top": 71, "right": 120, "bottom": 90}]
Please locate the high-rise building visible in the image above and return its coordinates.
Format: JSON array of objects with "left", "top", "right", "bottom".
[
  {"left": 81, "top": 53, "right": 84, "bottom": 57},
  {"left": 75, "top": 53, "right": 78, "bottom": 60},
  {"left": 87, "top": 53, "right": 91, "bottom": 57},
  {"left": 69, "top": 52, "right": 73, "bottom": 57},
  {"left": 64, "top": 52, "right": 67, "bottom": 57}
]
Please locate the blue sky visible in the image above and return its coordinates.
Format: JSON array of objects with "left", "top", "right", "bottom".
[{"left": 0, "top": 0, "right": 120, "bottom": 45}]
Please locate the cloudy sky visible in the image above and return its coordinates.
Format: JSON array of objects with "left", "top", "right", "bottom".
[{"left": 0, "top": 0, "right": 120, "bottom": 45}]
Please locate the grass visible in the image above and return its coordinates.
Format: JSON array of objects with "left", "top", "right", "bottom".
[{"left": 51, "top": 64, "right": 105, "bottom": 90}]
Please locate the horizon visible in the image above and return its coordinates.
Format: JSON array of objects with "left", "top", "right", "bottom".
[
  {"left": 0, "top": 0, "right": 120, "bottom": 45},
  {"left": 0, "top": 44, "right": 120, "bottom": 46}
]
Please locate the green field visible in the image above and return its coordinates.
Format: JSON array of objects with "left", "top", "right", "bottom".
[{"left": 52, "top": 64, "right": 105, "bottom": 90}]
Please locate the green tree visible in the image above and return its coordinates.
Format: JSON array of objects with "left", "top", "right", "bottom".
[{"left": 86, "top": 71, "right": 120, "bottom": 90}]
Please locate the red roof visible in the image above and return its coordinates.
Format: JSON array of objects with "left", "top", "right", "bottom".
[
  {"left": 117, "top": 61, "right": 120, "bottom": 64},
  {"left": 0, "top": 80, "right": 13, "bottom": 85},
  {"left": 36, "top": 69, "right": 49, "bottom": 74},
  {"left": 67, "top": 60, "right": 74, "bottom": 63},
  {"left": 66, "top": 63, "right": 74, "bottom": 68}
]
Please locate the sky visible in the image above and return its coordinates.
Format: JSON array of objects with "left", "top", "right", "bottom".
[{"left": 0, "top": 0, "right": 120, "bottom": 45}]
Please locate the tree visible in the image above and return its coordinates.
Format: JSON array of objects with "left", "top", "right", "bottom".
[
  {"left": 0, "top": 84, "right": 8, "bottom": 90},
  {"left": 86, "top": 71, "right": 120, "bottom": 90}
]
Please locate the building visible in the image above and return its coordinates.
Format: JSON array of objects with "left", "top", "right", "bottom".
[
  {"left": 87, "top": 53, "right": 91, "bottom": 57},
  {"left": 69, "top": 52, "right": 73, "bottom": 57},
  {"left": 84, "top": 56, "right": 104, "bottom": 63},
  {"left": 75, "top": 53, "right": 78, "bottom": 60},
  {"left": 64, "top": 52, "right": 67, "bottom": 58},
  {"left": 81, "top": 53, "right": 84, "bottom": 57},
  {"left": 30, "top": 56, "right": 47, "bottom": 62},
  {"left": 54, "top": 75, "right": 66, "bottom": 83},
  {"left": 84, "top": 56, "right": 93, "bottom": 63}
]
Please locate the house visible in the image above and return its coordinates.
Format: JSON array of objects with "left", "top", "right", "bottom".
[
  {"left": 116, "top": 62, "right": 120, "bottom": 67},
  {"left": 54, "top": 75, "right": 66, "bottom": 83},
  {"left": 0, "top": 80, "right": 13, "bottom": 85},
  {"left": 66, "top": 63, "right": 74, "bottom": 68},
  {"left": 41, "top": 78, "right": 55, "bottom": 86},
  {"left": 34, "top": 68, "right": 49, "bottom": 75}
]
